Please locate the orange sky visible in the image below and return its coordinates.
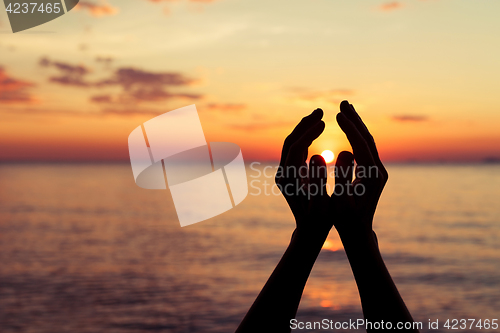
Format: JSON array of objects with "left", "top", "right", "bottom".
[{"left": 1, "top": 0, "right": 500, "bottom": 162}]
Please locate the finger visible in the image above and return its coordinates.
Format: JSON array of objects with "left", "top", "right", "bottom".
[
  {"left": 278, "top": 109, "right": 323, "bottom": 178},
  {"left": 330, "top": 151, "right": 354, "bottom": 216},
  {"left": 308, "top": 154, "right": 328, "bottom": 199},
  {"left": 340, "top": 101, "right": 373, "bottom": 149},
  {"left": 334, "top": 150, "right": 354, "bottom": 188},
  {"left": 286, "top": 120, "right": 325, "bottom": 171},
  {"left": 340, "top": 101, "right": 388, "bottom": 180},
  {"left": 336, "top": 112, "right": 375, "bottom": 168}
]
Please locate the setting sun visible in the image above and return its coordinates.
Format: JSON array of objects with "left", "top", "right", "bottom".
[{"left": 321, "top": 150, "right": 334, "bottom": 163}]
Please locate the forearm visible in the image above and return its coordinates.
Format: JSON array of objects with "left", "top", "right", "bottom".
[
  {"left": 236, "top": 227, "right": 328, "bottom": 333},
  {"left": 341, "top": 231, "right": 418, "bottom": 332}
]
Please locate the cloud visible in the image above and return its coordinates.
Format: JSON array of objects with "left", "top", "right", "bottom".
[
  {"left": 36, "top": 57, "right": 204, "bottom": 115},
  {"left": 91, "top": 91, "right": 201, "bottom": 103},
  {"left": 204, "top": 103, "right": 246, "bottom": 113},
  {"left": 0, "top": 66, "right": 36, "bottom": 104},
  {"left": 75, "top": 1, "right": 119, "bottom": 17},
  {"left": 291, "top": 88, "right": 355, "bottom": 108},
  {"left": 39, "top": 58, "right": 201, "bottom": 104},
  {"left": 95, "top": 67, "right": 202, "bottom": 102},
  {"left": 392, "top": 115, "right": 429, "bottom": 122},
  {"left": 40, "top": 57, "right": 92, "bottom": 87},
  {"left": 128, "top": 90, "right": 201, "bottom": 101},
  {"left": 97, "top": 67, "right": 196, "bottom": 90},
  {"left": 379, "top": 2, "right": 403, "bottom": 11}
]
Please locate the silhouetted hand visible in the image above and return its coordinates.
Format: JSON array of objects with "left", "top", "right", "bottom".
[
  {"left": 331, "top": 101, "right": 388, "bottom": 243},
  {"left": 333, "top": 102, "right": 417, "bottom": 332},
  {"left": 275, "top": 108, "right": 332, "bottom": 235},
  {"left": 237, "top": 101, "right": 418, "bottom": 333},
  {"left": 275, "top": 101, "right": 388, "bottom": 242}
]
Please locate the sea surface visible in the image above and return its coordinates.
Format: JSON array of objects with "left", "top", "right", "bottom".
[{"left": 0, "top": 163, "right": 499, "bottom": 332}]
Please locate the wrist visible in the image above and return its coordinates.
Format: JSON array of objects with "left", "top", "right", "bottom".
[
  {"left": 292, "top": 227, "right": 329, "bottom": 246},
  {"left": 339, "top": 229, "right": 378, "bottom": 251}
]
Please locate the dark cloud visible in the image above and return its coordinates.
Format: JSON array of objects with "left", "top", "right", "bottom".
[
  {"left": 90, "top": 89, "right": 201, "bottom": 103},
  {"left": 126, "top": 89, "right": 201, "bottom": 102},
  {"left": 40, "top": 57, "right": 92, "bottom": 87},
  {"left": 392, "top": 115, "right": 429, "bottom": 122},
  {"left": 39, "top": 58, "right": 202, "bottom": 104},
  {"left": 0, "top": 66, "right": 36, "bottom": 104},
  {"left": 97, "top": 67, "right": 196, "bottom": 89},
  {"left": 95, "top": 67, "right": 202, "bottom": 103}
]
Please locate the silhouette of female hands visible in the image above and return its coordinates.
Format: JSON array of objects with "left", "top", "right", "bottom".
[
  {"left": 275, "top": 101, "right": 389, "bottom": 242},
  {"left": 275, "top": 108, "right": 331, "bottom": 236},
  {"left": 237, "top": 101, "right": 417, "bottom": 333},
  {"left": 332, "top": 101, "right": 388, "bottom": 242}
]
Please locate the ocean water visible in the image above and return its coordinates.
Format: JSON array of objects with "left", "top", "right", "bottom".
[{"left": 0, "top": 163, "right": 499, "bottom": 332}]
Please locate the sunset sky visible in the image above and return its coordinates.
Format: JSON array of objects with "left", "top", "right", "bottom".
[{"left": 1, "top": 0, "right": 499, "bottom": 162}]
